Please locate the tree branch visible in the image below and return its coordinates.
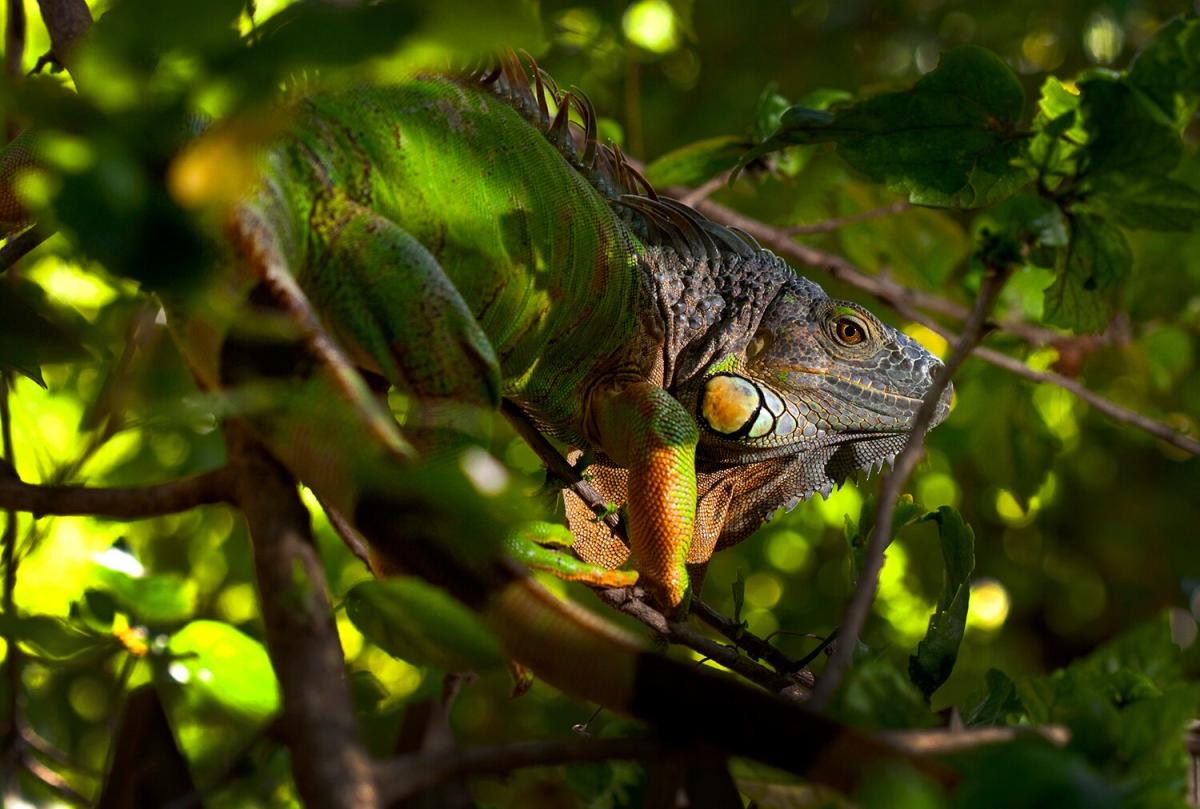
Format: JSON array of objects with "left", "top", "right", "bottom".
[
  {"left": 678, "top": 192, "right": 1198, "bottom": 457},
  {"left": 0, "top": 227, "right": 50, "bottom": 273},
  {"left": 224, "top": 423, "right": 378, "bottom": 809},
  {"left": 0, "top": 468, "right": 236, "bottom": 518},
  {"left": 682, "top": 192, "right": 1058, "bottom": 347},
  {"left": 811, "top": 263, "right": 1013, "bottom": 709},
  {"left": 32, "top": 0, "right": 91, "bottom": 79},
  {"left": 500, "top": 400, "right": 815, "bottom": 696},
  {"left": 593, "top": 586, "right": 813, "bottom": 697},
  {"left": 785, "top": 200, "right": 912, "bottom": 235},
  {"left": 374, "top": 737, "right": 663, "bottom": 804}
]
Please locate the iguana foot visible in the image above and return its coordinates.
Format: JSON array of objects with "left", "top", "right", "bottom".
[{"left": 505, "top": 522, "right": 639, "bottom": 588}]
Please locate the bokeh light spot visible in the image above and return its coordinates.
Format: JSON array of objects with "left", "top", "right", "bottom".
[{"left": 622, "top": 0, "right": 679, "bottom": 53}]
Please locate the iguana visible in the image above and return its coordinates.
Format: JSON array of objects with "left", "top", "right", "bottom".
[{"left": 0, "top": 52, "right": 952, "bottom": 782}]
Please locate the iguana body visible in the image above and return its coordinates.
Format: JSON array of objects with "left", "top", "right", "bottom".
[{"left": 0, "top": 54, "right": 952, "bottom": 782}]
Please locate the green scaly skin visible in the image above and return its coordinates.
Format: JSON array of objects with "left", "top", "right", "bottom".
[{"left": 0, "top": 54, "right": 955, "bottom": 786}]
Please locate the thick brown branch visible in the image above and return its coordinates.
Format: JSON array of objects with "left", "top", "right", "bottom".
[
  {"left": 32, "top": 0, "right": 90, "bottom": 77},
  {"left": 0, "top": 468, "right": 235, "bottom": 518},
  {"left": 812, "top": 264, "right": 1012, "bottom": 709},
  {"left": 224, "top": 423, "right": 378, "bottom": 809},
  {"left": 375, "top": 737, "right": 663, "bottom": 804}
]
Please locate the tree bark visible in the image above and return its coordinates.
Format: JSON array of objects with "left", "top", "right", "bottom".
[{"left": 225, "top": 423, "right": 379, "bottom": 809}]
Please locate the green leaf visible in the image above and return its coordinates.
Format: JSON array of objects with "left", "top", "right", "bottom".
[
  {"left": 1076, "top": 75, "right": 1181, "bottom": 179},
  {"left": 847, "top": 495, "right": 925, "bottom": 580},
  {"left": 829, "top": 656, "right": 939, "bottom": 730},
  {"left": 644, "top": 136, "right": 749, "bottom": 188},
  {"left": 167, "top": 620, "right": 281, "bottom": 723},
  {"left": 1023, "top": 78, "right": 1085, "bottom": 188},
  {"left": 0, "top": 275, "right": 90, "bottom": 388},
  {"left": 743, "top": 45, "right": 1030, "bottom": 208},
  {"left": 344, "top": 577, "right": 506, "bottom": 673},
  {"left": 962, "top": 668, "right": 1026, "bottom": 726},
  {"left": 1043, "top": 215, "right": 1131, "bottom": 333},
  {"left": 0, "top": 613, "right": 116, "bottom": 662},
  {"left": 908, "top": 506, "right": 975, "bottom": 699},
  {"left": 1127, "top": 17, "right": 1200, "bottom": 131},
  {"left": 972, "top": 194, "right": 1068, "bottom": 273},
  {"left": 91, "top": 567, "right": 198, "bottom": 626},
  {"left": 1086, "top": 174, "right": 1200, "bottom": 232}
]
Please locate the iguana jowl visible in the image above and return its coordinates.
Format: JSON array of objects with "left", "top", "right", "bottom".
[{"left": 0, "top": 53, "right": 953, "bottom": 779}]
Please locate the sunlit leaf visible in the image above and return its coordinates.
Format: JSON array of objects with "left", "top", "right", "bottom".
[
  {"left": 92, "top": 567, "right": 198, "bottom": 626},
  {"left": 167, "top": 620, "right": 280, "bottom": 723}
]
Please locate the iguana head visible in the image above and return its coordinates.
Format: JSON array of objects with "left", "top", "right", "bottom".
[{"left": 686, "top": 275, "right": 952, "bottom": 503}]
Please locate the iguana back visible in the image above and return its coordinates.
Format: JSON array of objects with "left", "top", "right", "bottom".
[{"left": 259, "top": 77, "right": 642, "bottom": 440}]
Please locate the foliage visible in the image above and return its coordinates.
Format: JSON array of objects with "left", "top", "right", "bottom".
[{"left": 0, "top": 0, "right": 1197, "bottom": 806}]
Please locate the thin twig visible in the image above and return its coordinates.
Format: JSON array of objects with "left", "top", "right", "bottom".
[
  {"left": 23, "top": 755, "right": 90, "bottom": 805},
  {"left": 679, "top": 192, "right": 1198, "bottom": 456},
  {"left": 682, "top": 192, "right": 1058, "bottom": 347},
  {"left": 0, "top": 227, "right": 50, "bottom": 273},
  {"left": 689, "top": 599, "right": 809, "bottom": 675},
  {"left": 225, "top": 424, "right": 378, "bottom": 809},
  {"left": 593, "top": 587, "right": 813, "bottom": 697},
  {"left": 811, "top": 264, "right": 1013, "bottom": 710},
  {"left": 891, "top": 301, "right": 1200, "bottom": 457},
  {"left": 500, "top": 400, "right": 816, "bottom": 694},
  {"left": 679, "top": 171, "right": 730, "bottom": 206},
  {"left": 785, "top": 200, "right": 911, "bottom": 235},
  {"left": 374, "top": 737, "right": 663, "bottom": 804},
  {"left": 0, "top": 467, "right": 236, "bottom": 518}
]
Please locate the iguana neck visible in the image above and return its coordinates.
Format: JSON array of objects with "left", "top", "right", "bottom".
[{"left": 638, "top": 243, "right": 795, "bottom": 393}]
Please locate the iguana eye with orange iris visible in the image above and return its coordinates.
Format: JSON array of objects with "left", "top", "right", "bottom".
[
  {"left": 698, "top": 373, "right": 775, "bottom": 439},
  {"left": 834, "top": 317, "right": 867, "bottom": 346}
]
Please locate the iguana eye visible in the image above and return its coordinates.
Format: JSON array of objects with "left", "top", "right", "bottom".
[
  {"left": 833, "top": 316, "right": 868, "bottom": 346},
  {"left": 698, "top": 373, "right": 774, "bottom": 439}
]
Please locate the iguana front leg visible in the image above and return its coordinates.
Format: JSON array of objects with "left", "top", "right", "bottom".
[{"left": 590, "top": 382, "right": 699, "bottom": 610}]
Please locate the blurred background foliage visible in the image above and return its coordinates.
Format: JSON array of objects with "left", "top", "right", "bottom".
[{"left": 0, "top": 0, "right": 1197, "bottom": 806}]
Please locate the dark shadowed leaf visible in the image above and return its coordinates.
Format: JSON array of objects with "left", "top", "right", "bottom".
[
  {"left": 742, "top": 46, "right": 1030, "bottom": 208},
  {"left": 962, "top": 669, "right": 1026, "bottom": 726},
  {"left": 0, "top": 613, "right": 116, "bottom": 662},
  {"left": 1086, "top": 174, "right": 1200, "bottom": 232},
  {"left": 0, "top": 275, "right": 90, "bottom": 387},
  {"left": 830, "top": 656, "right": 939, "bottom": 730},
  {"left": 1076, "top": 75, "right": 1181, "bottom": 179},
  {"left": 344, "top": 577, "right": 506, "bottom": 673},
  {"left": 1043, "top": 214, "right": 1130, "bottom": 333},
  {"left": 1127, "top": 17, "right": 1200, "bottom": 131},
  {"left": 908, "top": 506, "right": 975, "bottom": 699}
]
